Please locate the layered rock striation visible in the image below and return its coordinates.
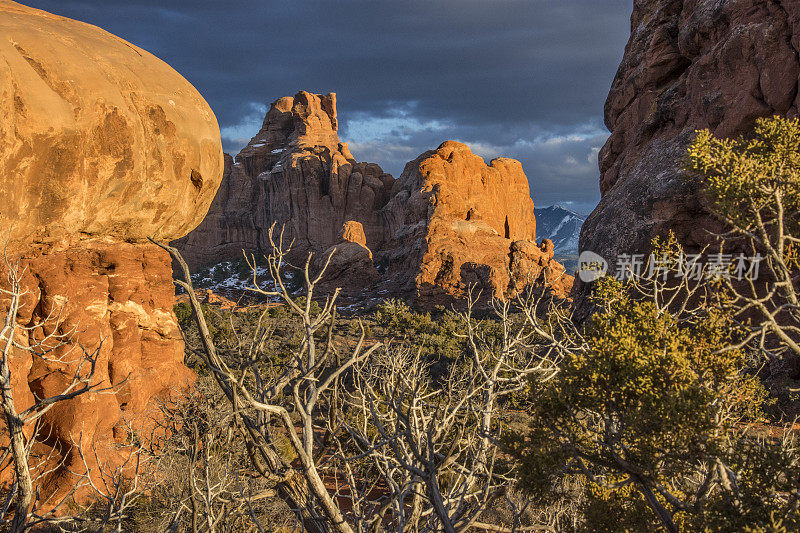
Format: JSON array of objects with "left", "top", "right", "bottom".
[
  {"left": 177, "top": 93, "right": 572, "bottom": 304},
  {"left": 173, "top": 92, "right": 394, "bottom": 266},
  {"left": 581, "top": 0, "right": 800, "bottom": 273},
  {"left": 0, "top": 0, "right": 223, "bottom": 503}
]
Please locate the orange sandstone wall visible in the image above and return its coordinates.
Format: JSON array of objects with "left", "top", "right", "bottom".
[{"left": 0, "top": 0, "right": 224, "bottom": 504}]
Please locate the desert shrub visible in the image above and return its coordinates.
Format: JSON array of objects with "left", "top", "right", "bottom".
[
  {"left": 374, "top": 299, "right": 464, "bottom": 364},
  {"left": 509, "top": 273, "right": 799, "bottom": 531},
  {"left": 686, "top": 116, "right": 800, "bottom": 388},
  {"left": 505, "top": 119, "right": 800, "bottom": 531},
  {"left": 687, "top": 115, "right": 800, "bottom": 241},
  {"left": 176, "top": 301, "right": 235, "bottom": 346},
  {"left": 127, "top": 375, "right": 295, "bottom": 532},
  {"left": 292, "top": 295, "right": 322, "bottom": 316},
  {"left": 174, "top": 300, "right": 193, "bottom": 330}
]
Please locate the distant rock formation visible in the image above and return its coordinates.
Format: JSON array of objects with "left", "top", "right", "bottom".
[
  {"left": 173, "top": 92, "right": 394, "bottom": 266},
  {"left": 315, "top": 221, "right": 380, "bottom": 295},
  {"left": 580, "top": 0, "right": 800, "bottom": 280},
  {"left": 340, "top": 220, "right": 368, "bottom": 248},
  {"left": 379, "top": 141, "right": 570, "bottom": 304},
  {"left": 509, "top": 239, "right": 574, "bottom": 300},
  {"left": 176, "top": 92, "right": 572, "bottom": 305},
  {"left": 0, "top": 0, "right": 222, "bottom": 504}
]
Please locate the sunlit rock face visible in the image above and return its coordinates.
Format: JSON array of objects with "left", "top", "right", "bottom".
[
  {"left": 580, "top": 0, "right": 800, "bottom": 289},
  {"left": 177, "top": 94, "right": 574, "bottom": 306},
  {"left": 0, "top": 0, "right": 223, "bottom": 242},
  {"left": 0, "top": 0, "right": 223, "bottom": 504},
  {"left": 379, "top": 140, "right": 571, "bottom": 304},
  {"left": 173, "top": 91, "right": 395, "bottom": 268}
]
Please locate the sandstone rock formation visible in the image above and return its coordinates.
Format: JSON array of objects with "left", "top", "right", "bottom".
[
  {"left": 509, "top": 239, "right": 573, "bottom": 299},
  {"left": 314, "top": 221, "right": 380, "bottom": 296},
  {"left": 173, "top": 92, "right": 394, "bottom": 267},
  {"left": 379, "top": 141, "right": 571, "bottom": 304},
  {"left": 340, "top": 220, "right": 368, "bottom": 248},
  {"left": 0, "top": 0, "right": 223, "bottom": 505},
  {"left": 177, "top": 92, "right": 572, "bottom": 306},
  {"left": 0, "top": 0, "right": 222, "bottom": 243},
  {"left": 580, "top": 0, "right": 800, "bottom": 280}
]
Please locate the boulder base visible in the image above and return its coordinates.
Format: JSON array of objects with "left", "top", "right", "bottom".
[{"left": 0, "top": 239, "right": 194, "bottom": 505}]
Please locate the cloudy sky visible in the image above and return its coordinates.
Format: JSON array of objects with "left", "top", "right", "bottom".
[{"left": 27, "top": 0, "right": 632, "bottom": 214}]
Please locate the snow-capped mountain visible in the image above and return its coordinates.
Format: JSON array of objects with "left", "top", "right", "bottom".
[{"left": 534, "top": 205, "right": 586, "bottom": 254}]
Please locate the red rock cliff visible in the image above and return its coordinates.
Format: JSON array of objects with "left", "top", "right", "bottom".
[
  {"left": 580, "top": 0, "right": 800, "bottom": 275},
  {"left": 0, "top": 0, "right": 223, "bottom": 504}
]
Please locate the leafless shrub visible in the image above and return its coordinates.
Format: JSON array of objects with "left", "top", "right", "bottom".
[{"left": 152, "top": 224, "right": 579, "bottom": 532}]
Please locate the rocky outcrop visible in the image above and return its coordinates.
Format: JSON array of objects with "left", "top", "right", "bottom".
[
  {"left": 2, "top": 239, "right": 195, "bottom": 499},
  {"left": 0, "top": 0, "right": 222, "bottom": 505},
  {"left": 581, "top": 0, "right": 800, "bottom": 278},
  {"left": 340, "top": 220, "right": 368, "bottom": 248},
  {"left": 177, "top": 93, "right": 572, "bottom": 306},
  {"left": 315, "top": 221, "right": 380, "bottom": 296},
  {"left": 174, "top": 92, "right": 395, "bottom": 266},
  {"left": 379, "top": 141, "right": 571, "bottom": 304},
  {"left": 509, "top": 239, "right": 574, "bottom": 299}
]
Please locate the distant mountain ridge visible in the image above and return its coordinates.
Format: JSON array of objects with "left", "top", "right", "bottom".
[{"left": 534, "top": 205, "right": 585, "bottom": 254}]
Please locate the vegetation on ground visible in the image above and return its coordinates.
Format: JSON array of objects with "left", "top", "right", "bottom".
[{"left": 2, "top": 118, "right": 800, "bottom": 532}]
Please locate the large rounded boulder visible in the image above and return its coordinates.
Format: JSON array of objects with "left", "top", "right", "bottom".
[
  {"left": 0, "top": 0, "right": 223, "bottom": 243},
  {"left": 0, "top": 0, "right": 224, "bottom": 508}
]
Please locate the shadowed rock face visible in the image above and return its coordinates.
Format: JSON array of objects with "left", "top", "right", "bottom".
[
  {"left": 173, "top": 91, "right": 395, "bottom": 267},
  {"left": 314, "top": 221, "right": 380, "bottom": 296},
  {"left": 580, "top": 0, "right": 800, "bottom": 283},
  {"left": 0, "top": 0, "right": 223, "bottom": 505},
  {"left": 176, "top": 95, "right": 574, "bottom": 305}
]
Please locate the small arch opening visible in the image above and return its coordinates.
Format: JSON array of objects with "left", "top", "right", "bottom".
[{"left": 504, "top": 216, "right": 510, "bottom": 239}]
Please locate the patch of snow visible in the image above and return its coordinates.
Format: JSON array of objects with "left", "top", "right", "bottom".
[
  {"left": 191, "top": 261, "right": 275, "bottom": 296},
  {"left": 550, "top": 214, "right": 576, "bottom": 236}
]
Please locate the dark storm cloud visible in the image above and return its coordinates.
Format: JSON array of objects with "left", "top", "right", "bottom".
[{"left": 25, "top": 0, "right": 632, "bottom": 211}]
